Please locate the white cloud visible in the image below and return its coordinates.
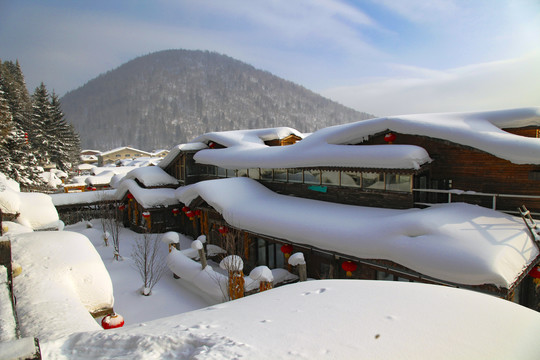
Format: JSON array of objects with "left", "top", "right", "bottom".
[{"left": 321, "top": 52, "right": 540, "bottom": 116}]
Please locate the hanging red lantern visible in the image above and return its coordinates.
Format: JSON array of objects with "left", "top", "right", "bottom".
[
  {"left": 142, "top": 211, "right": 151, "bottom": 219},
  {"left": 218, "top": 225, "right": 228, "bottom": 235},
  {"left": 185, "top": 210, "right": 195, "bottom": 219},
  {"left": 384, "top": 132, "right": 396, "bottom": 144},
  {"left": 341, "top": 261, "right": 357, "bottom": 277},
  {"left": 118, "top": 204, "right": 126, "bottom": 211},
  {"left": 172, "top": 208, "right": 180, "bottom": 216},
  {"left": 529, "top": 266, "right": 540, "bottom": 278},
  {"left": 127, "top": 193, "right": 134, "bottom": 200},
  {"left": 280, "top": 244, "right": 293, "bottom": 258},
  {"left": 194, "top": 209, "right": 202, "bottom": 216},
  {"left": 101, "top": 313, "right": 124, "bottom": 329},
  {"left": 209, "top": 141, "right": 216, "bottom": 149},
  {"left": 182, "top": 206, "right": 190, "bottom": 213}
]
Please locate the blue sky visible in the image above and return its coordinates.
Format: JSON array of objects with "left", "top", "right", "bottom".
[{"left": 1, "top": 0, "right": 539, "bottom": 116}]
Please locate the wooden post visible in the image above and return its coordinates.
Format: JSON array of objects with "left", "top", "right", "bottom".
[
  {"left": 198, "top": 248, "right": 207, "bottom": 269},
  {"left": 298, "top": 263, "right": 307, "bottom": 282},
  {"left": 229, "top": 270, "right": 245, "bottom": 300},
  {"left": 259, "top": 281, "right": 273, "bottom": 292}
]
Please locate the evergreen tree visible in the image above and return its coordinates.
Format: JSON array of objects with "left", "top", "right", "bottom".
[
  {"left": 0, "top": 72, "right": 14, "bottom": 174},
  {"left": 31, "top": 82, "right": 51, "bottom": 164},
  {"left": 0, "top": 60, "right": 44, "bottom": 188},
  {"left": 49, "top": 91, "right": 81, "bottom": 170}
]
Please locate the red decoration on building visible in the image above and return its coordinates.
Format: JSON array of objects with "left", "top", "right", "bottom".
[
  {"left": 142, "top": 211, "right": 151, "bottom": 219},
  {"left": 172, "top": 208, "right": 180, "bottom": 216},
  {"left": 209, "top": 141, "right": 216, "bottom": 149},
  {"left": 185, "top": 210, "right": 195, "bottom": 219},
  {"left": 384, "top": 132, "right": 396, "bottom": 144},
  {"left": 101, "top": 313, "right": 124, "bottom": 329},
  {"left": 194, "top": 209, "right": 202, "bottom": 216},
  {"left": 280, "top": 244, "right": 293, "bottom": 258},
  {"left": 127, "top": 193, "right": 134, "bottom": 199},
  {"left": 218, "top": 225, "right": 228, "bottom": 235},
  {"left": 528, "top": 266, "right": 540, "bottom": 278},
  {"left": 341, "top": 261, "right": 358, "bottom": 277},
  {"left": 182, "top": 206, "right": 190, "bottom": 213},
  {"left": 118, "top": 205, "right": 126, "bottom": 211}
]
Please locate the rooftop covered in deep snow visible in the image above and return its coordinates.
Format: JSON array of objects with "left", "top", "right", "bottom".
[
  {"left": 189, "top": 107, "right": 540, "bottom": 169},
  {"left": 176, "top": 177, "right": 539, "bottom": 289}
]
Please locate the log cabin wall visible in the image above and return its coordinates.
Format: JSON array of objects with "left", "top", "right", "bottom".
[{"left": 362, "top": 132, "right": 540, "bottom": 214}]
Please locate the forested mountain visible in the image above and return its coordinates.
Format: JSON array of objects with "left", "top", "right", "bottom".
[{"left": 61, "top": 49, "right": 373, "bottom": 151}]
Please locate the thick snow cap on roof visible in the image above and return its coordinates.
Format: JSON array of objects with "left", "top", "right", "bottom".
[
  {"left": 123, "top": 166, "right": 178, "bottom": 187},
  {"left": 158, "top": 143, "right": 208, "bottom": 170},
  {"left": 321, "top": 106, "right": 540, "bottom": 165},
  {"left": 191, "top": 107, "right": 540, "bottom": 169},
  {"left": 191, "top": 126, "right": 429, "bottom": 169},
  {"left": 177, "top": 177, "right": 538, "bottom": 288},
  {"left": 116, "top": 179, "right": 178, "bottom": 208}
]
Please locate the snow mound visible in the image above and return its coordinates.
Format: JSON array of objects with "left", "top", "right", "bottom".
[{"left": 11, "top": 231, "right": 114, "bottom": 341}]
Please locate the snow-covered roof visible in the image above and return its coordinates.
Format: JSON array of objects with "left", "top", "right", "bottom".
[
  {"left": 191, "top": 107, "right": 540, "bottom": 169},
  {"left": 116, "top": 179, "right": 179, "bottom": 208},
  {"left": 191, "top": 127, "right": 305, "bottom": 148},
  {"left": 123, "top": 166, "right": 179, "bottom": 187},
  {"left": 158, "top": 143, "right": 208, "bottom": 169},
  {"left": 176, "top": 177, "right": 538, "bottom": 288},
  {"left": 50, "top": 189, "right": 117, "bottom": 207},
  {"left": 43, "top": 280, "right": 540, "bottom": 359},
  {"left": 99, "top": 146, "right": 152, "bottom": 157},
  {"left": 0, "top": 177, "right": 60, "bottom": 230},
  {"left": 8, "top": 230, "right": 114, "bottom": 341}
]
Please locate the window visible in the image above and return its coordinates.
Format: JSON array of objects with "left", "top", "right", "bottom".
[
  {"left": 226, "top": 169, "right": 237, "bottom": 178},
  {"left": 304, "top": 169, "right": 321, "bottom": 185},
  {"left": 385, "top": 174, "right": 412, "bottom": 192},
  {"left": 248, "top": 168, "right": 260, "bottom": 180},
  {"left": 260, "top": 169, "right": 273, "bottom": 181},
  {"left": 237, "top": 169, "right": 248, "bottom": 177},
  {"left": 125, "top": 154, "right": 131, "bottom": 157},
  {"left": 363, "top": 172, "right": 385, "bottom": 190},
  {"left": 341, "top": 171, "right": 362, "bottom": 187},
  {"left": 288, "top": 169, "right": 303, "bottom": 183},
  {"left": 274, "top": 169, "right": 287, "bottom": 182},
  {"left": 217, "top": 167, "right": 226, "bottom": 177},
  {"left": 321, "top": 170, "right": 340, "bottom": 186}
]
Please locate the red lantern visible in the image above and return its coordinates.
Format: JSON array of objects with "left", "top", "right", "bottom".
[
  {"left": 185, "top": 210, "right": 194, "bottom": 219},
  {"left": 172, "top": 208, "right": 180, "bottom": 216},
  {"left": 209, "top": 141, "right": 216, "bottom": 149},
  {"left": 182, "top": 206, "right": 190, "bottom": 213},
  {"left": 341, "top": 261, "right": 357, "bottom": 277},
  {"left": 118, "top": 204, "right": 126, "bottom": 211},
  {"left": 280, "top": 244, "right": 293, "bottom": 259},
  {"left": 384, "top": 132, "right": 396, "bottom": 144},
  {"left": 101, "top": 313, "right": 124, "bottom": 329},
  {"left": 194, "top": 209, "right": 202, "bottom": 216},
  {"left": 218, "top": 225, "right": 228, "bottom": 235},
  {"left": 127, "top": 193, "right": 134, "bottom": 200},
  {"left": 142, "top": 211, "right": 151, "bottom": 219},
  {"left": 529, "top": 266, "right": 540, "bottom": 278}
]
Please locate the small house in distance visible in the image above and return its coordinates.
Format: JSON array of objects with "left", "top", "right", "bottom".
[{"left": 98, "top": 147, "right": 153, "bottom": 166}]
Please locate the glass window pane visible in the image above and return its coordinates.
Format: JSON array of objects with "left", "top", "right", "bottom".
[
  {"left": 341, "top": 171, "right": 362, "bottom": 187},
  {"left": 274, "top": 169, "right": 287, "bottom": 182},
  {"left": 304, "top": 169, "right": 321, "bottom": 185},
  {"left": 248, "top": 168, "right": 260, "bottom": 180},
  {"left": 260, "top": 169, "right": 273, "bottom": 181},
  {"left": 237, "top": 169, "right": 248, "bottom": 177},
  {"left": 363, "top": 172, "right": 385, "bottom": 190},
  {"left": 288, "top": 169, "right": 303, "bottom": 183},
  {"left": 386, "top": 174, "right": 411, "bottom": 192},
  {"left": 268, "top": 243, "right": 275, "bottom": 268},
  {"left": 226, "top": 169, "right": 236, "bottom": 178},
  {"left": 322, "top": 170, "right": 340, "bottom": 186},
  {"left": 257, "top": 238, "right": 267, "bottom": 266}
]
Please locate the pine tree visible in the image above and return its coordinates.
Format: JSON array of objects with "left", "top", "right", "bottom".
[
  {"left": 31, "top": 82, "right": 51, "bottom": 164},
  {"left": 0, "top": 72, "right": 14, "bottom": 174},
  {"left": 49, "top": 91, "right": 81, "bottom": 171},
  {"left": 0, "top": 60, "right": 44, "bottom": 188}
]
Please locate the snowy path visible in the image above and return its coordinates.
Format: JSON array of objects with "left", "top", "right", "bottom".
[{"left": 66, "top": 220, "right": 216, "bottom": 325}]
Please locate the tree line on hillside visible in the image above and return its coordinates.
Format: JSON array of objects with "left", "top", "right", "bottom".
[{"left": 0, "top": 60, "right": 81, "bottom": 189}]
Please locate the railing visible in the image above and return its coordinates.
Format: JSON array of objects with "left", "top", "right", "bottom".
[{"left": 413, "top": 188, "right": 540, "bottom": 217}]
